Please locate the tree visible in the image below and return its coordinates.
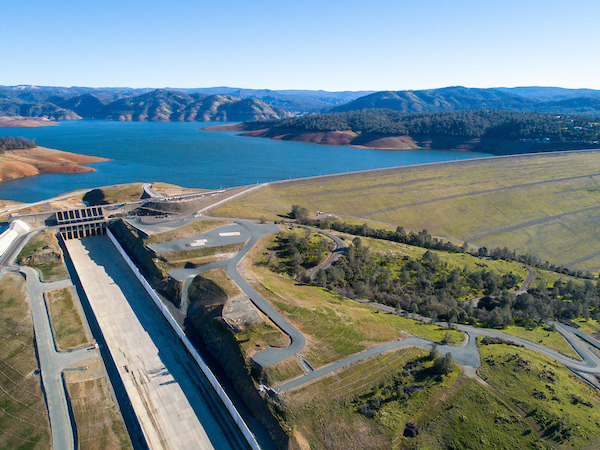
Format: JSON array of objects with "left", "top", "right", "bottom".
[
  {"left": 429, "top": 344, "right": 439, "bottom": 361},
  {"left": 442, "top": 331, "right": 451, "bottom": 344},
  {"left": 290, "top": 204, "right": 309, "bottom": 220},
  {"left": 433, "top": 352, "right": 454, "bottom": 375}
]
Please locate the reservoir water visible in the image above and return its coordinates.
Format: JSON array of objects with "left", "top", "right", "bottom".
[{"left": 0, "top": 120, "right": 491, "bottom": 203}]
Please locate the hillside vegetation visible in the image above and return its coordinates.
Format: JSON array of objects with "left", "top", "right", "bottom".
[
  {"left": 0, "top": 135, "right": 36, "bottom": 152},
  {"left": 332, "top": 86, "right": 600, "bottom": 116},
  {"left": 232, "top": 109, "right": 600, "bottom": 154},
  {"left": 213, "top": 150, "right": 600, "bottom": 273}
]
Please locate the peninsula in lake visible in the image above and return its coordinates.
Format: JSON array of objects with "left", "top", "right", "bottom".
[
  {"left": 205, "top": 109, "right": 600, "bottom": 155},
  {"left": 0, "top": 137, "right": 107, "bottom": 182}
]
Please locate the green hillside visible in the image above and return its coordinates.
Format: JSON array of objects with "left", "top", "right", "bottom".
[{"left": 213, "top": 150, "right": 600, "bottom": 273}]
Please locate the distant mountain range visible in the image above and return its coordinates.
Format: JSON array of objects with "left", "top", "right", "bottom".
[
  {"left": 0, "top": 87, "right": 291, "bottom": 122},
  {"left": 332, "top": 86, "right": 600, "bottom": 116},
  {"left": 2, "top": 85, "right": 600, "bottom": 122},
  {"left": 0, "top": 85, "right": 372, "bottom": 121}
]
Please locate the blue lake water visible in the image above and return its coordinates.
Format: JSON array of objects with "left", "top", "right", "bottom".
[{"left": 0, "top": 120, "right": 491, "bottom": 202}]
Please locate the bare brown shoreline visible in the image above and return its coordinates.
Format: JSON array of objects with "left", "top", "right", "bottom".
[
  {"left": 201, "top": 123, "right": 588, "bottom": 154},
  {"left": 0, "top": 147, "right": 108, "bottom": 182},
  {"left": 0, "top": 116, "right": 59, "bottom": 127}
]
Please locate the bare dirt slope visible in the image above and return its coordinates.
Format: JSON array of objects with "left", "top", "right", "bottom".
[{"left": 0, "top": 146, "right": 108, "bottom": 181}]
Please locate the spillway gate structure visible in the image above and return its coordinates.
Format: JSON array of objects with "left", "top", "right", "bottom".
[{"left": 56, "top": 206, "right": 107, "bottom": 239}]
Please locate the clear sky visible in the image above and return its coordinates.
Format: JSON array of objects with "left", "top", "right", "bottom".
[{"left": 2, "top": 0, "right": 599, "bottom": 91}]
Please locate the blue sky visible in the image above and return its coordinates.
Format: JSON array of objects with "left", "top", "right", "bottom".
[{"left": 2, "top": 0, "right": 599, "bottom": 91}]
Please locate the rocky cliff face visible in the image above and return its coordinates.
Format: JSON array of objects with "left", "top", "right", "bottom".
[{"left": 18, "top": 230, "right": 63, "bottom": 266}]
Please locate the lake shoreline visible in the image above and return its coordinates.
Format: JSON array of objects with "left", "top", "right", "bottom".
[
  {"left": 0, "top": 120, "right": 492, "bottom": 203},
  {"left": 0, "top": 146, "right": 108, "bottom": 182}
]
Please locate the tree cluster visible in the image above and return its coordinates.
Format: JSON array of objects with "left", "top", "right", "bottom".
[
  {"left": 313, "top": 238, "right": 520, "bottom": 324},
  {"left": 269, "top": 229, "right": 334, "bottom": 281},
  {"left": 259, "top": 109, "right": 600, "bottom": 144},
  {"left": 280, "top": 213, "right": 600, "bottom": 329},
  {"left": 0, "top": 136, "right": 36, "bottom": 153},
  {"left": 475, "top": 278, "right": 600, "bottom": 328},
  {"left": 300, "top": 216, "right": 592, "bottom": 279}
]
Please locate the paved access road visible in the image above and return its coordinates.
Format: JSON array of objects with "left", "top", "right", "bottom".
[
  {"left": 0, "top": 190, "right": 90, "bottom": 214},
  {"left": 138, "top": 215, "right": 600, "bottom": 394},
  {"left": 20, "top": 267, "right": 100, "bottom": 450},
  {"left": 302, "top": 226, "right": 347, "bottom": 279},
  {"left": 155, "top": 220, "right": 307, "bottom": 368},
  {"left": 275, "top": 333, "right": 480, "bottom": 392},
  {"left": 148, "top": 222, "right": 250, "bottom": 253}
]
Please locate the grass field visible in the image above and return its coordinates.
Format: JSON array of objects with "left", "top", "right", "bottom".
[
  {"left": 46, "top": 287, "right": 89, "bottom": 351},
  {"left": 417, "top": 379, "right": 550, "bottom": 449},
  {"left": 478, "top": 341, "right": 600, "bottom": 448},
  {"left": 574, "top": 319, "right": 600, "bottom": 339},
  {"left": 17, "top": 230, "right": 69, "bottom": 282},
  {"left": 63, "top": 358, "right": 132, "bottom": 449},
  {"left": 279, "top": 346, "right": 549, "bottom": 449},
  {"left": 213, "top": 150, "right": 600, "bottom": 274},
  {"left": 493, "top": 325, "right": 580, "bottom": 360},
  {"left": 243, "top": 236, "right": 464, "bottom": 369},
  {"left": 0, "top": 273, "right": 50, "bottom": 448},
  {"left": 98, "top": 183, "right": 144, "bottom": 203},
  {"left": 282, "top": 347, "right": 425, "bottom": 449}
]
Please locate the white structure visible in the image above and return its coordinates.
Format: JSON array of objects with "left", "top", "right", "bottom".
[{"left": 0, "top": 220, "right": 30, "bottom": 258}]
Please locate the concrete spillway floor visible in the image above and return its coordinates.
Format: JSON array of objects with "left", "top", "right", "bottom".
[{"left": 65, "top": 236, "right": 248, "bottom": 450}]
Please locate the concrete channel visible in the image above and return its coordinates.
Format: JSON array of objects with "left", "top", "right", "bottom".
[{"left": 64, "top": 235, "right": 253, "bottom": 450}]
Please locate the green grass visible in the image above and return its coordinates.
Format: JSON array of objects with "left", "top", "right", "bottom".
[
  {"left": 574, "top": 319, "right": 600, "bottom": 339},
  {"left": 533, "top": 267, "right": 586, "bottom": 289},
  {"left": 213, "top": 151, "right": 600, "bottom": 274},
  {"left": 0, "top": 273, "right": 51, "bottom": 448},
  {"left": 32, "top": 263, "right": 69, "bottom": 282},
  {"left": 99, "top": 183, "right": 144, "bottom": 203},
  {"left": 17, "top": 231, "right": 68, "bottom": 281},
  {"left": 494, "top": 325, "right": 580, "bottom": 360},
  {"left": 262, "top": 357, "right": 304, "bottom": 385},
  {"left": 17, "top": 231, "right": 55, "bottom": 261},
  {"left": 360, "top": 356, "right": 462, "bottom": 443},
  {"left": 282, "top": 348, "right": 425, "bottom": 448},
  {"left": 417, "top": 379, "right": 551, "bottom": 449},
  {"left": 479, "top": 340, "right": 600, "bottom": 447},
  {"left": 244, "top": 236, "right": 463, "bottom": 368},
  {"left": 46, "top": 287, "right": 89, "bottom": 350}
]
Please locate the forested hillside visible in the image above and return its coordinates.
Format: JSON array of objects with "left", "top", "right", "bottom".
[
  {"left": 332, "top": 86, "right": 600, "bottom": 116},
  {"left": 255, "top": 109, "right": 600, "bottom": 144}
]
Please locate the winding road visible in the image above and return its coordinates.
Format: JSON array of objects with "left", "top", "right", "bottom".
[
  {"left": 151, "top": 219, "right": 306, "bottom": 368},
  {"left": 132, "top": 216, "right": 600, "bottom": 395}
]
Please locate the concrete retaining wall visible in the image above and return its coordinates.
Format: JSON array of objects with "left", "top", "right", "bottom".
[
  {"left": 106, "top": 229, "right": 260, "bottom": 450},
  {"left": 0, "top": 219, "right": 30, "bottom": 257}
]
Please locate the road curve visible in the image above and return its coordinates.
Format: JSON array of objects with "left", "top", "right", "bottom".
[
  {"left": 304, "top": 226, "right": 347, "bottom": 279},
  {"left": 138, "top": 217, "right": 600, "bottom": 390},
  {"left": 161, "top": 220, "right": 306, "bottom": 368}
]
